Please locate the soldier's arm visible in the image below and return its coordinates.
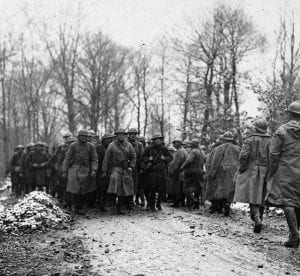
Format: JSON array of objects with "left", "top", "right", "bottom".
[
  {"left": 102, "top": 144, "right": 113, "bottom": 173},
  {"left": 164, "top": 147, "right": 173, "bottom": 164},
  {"left": 62, "top": 144, "right": 74, "bottom": 174},
  {"left": 239, "top": 139, "right": 251, "bottom": 173},
  {"left": 269, "top": 128, "right": 285, "bottom": 178},
  {"left": 128, "top": 143, "right": 137, "bottom": 169},
  {"left": 25, "top": 152, "right": 34, "bottom": 168}
]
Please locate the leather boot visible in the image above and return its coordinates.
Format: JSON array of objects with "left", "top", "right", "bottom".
[
  {"left": 224, "top": 201, "right": 231, "bottom": 217},
  {"left": 253, "top": 207, "right": 263, "bottom": 233},
  {"left": 283, "top": 207, "right": 299, "bottom": 248},
  {"left": 117, "top": 197, "right": 125, "bottom": 215}
]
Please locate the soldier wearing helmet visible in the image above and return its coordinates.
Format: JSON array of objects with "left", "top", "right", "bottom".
[
  {"left": 25, "top": 141, "right": 49, "bottom": 192},
  {"left": 62, "top": 129, "right": 98, "bottom": 214},
  {"left": 234, "top": 119, "right": 270, "bottom": 233},
  {"left": 20, "top": 142, "right": 35, "bottom": 194},
  {"left": 101, "top": 128, "right": 136, "bottom": 215},
  {"left": 142, "top": 133, "right": 173, "bottom": 211},
  {"left": 206, "top": 131, "right": 240, "bottom": 216},
  {"left": 180, "top": 138, "right": 205, "bottom": 209},
  {"left": 266, "top": 101, "right": 300, "bottom": 247},
  {"left": 168, "top": 137, "right": 188, "bottom": 208},
  {"left": 127, "top": 128, "right": 145, "bottom": 208},
  {"left": 95, "top": 133, "right": 114, "bottom": 212},
  {"left": 6, "top": 145, "right": 25, "bottom": 196}
]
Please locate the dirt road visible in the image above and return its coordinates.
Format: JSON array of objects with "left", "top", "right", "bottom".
[{"left": 72, "top": 205, "right": 300, "bottom": 276}]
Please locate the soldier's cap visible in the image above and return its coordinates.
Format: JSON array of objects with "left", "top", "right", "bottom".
[
  {"left": 77, "top": 129, "right": 90, "bottom": 137},
  {"left": 200, "top": 145, "right": 206, "bottom": 150},
  {"left": 102, "top": 133, "right": 111, "bottom": 140},
  {"left": 190, "top": 138, "right": 200, "bottom": 147},
  {"left": 35, "top": 141, "right": 44, "bottom": 146},
  {"left": 167, "top": 145, "right": 176, "bottom": 152},
  {"left": 26, "top": 142, "right": 35, "bottom": 148},
  {"left": 183, "top": 139, "right": 191, "bottom": 146},
  {"left": 221, "top": 131, "right": 234, "bottom": 141},
  {"left": 127, "top": 128, "right": 139, "bottom": 134},
  {"left": 253, "top": 119, "right": 268, "bottom": 133},
  {"left": 115, "top": 128, "right": 127, "bottom": 135},
  {"left": 288, "top": 101, "right": 300, "bottom": 115},
  {"left": 62, "top": 132, "right": 72, "bottom": 139},
  {"left": 15, "top": 144, "right": 25, "bottom": 149},
  {"left": 66, "top": 136, "right": 77, "bottom": 143},
  {"left": 151, "top": 133, "right": 164, "bottom": 140},
  {"left": 42, "top": 142, "right": 49, "bottom": 148},
  {"left": 172, "top": 137, "right": 183, "bottom": 144}
]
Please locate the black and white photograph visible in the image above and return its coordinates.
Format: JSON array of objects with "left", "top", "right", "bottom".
[{"left": 0, "top": 0, "right": 300, "bottom": 275}]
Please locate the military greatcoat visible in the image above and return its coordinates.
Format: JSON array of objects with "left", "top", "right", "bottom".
[
  {"left": 266, "top": 120, "right": 300, "bottom": 208},
  {"left": 234, "top": 132, "right": 270, "bottom": 205},
  {"left": 62, "top": 141, "right": 98, "bottom": 195}
]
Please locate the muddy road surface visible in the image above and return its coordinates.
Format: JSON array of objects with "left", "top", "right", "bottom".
[{"left": 71, "top": 205, "right": 300, "bottom": 276}]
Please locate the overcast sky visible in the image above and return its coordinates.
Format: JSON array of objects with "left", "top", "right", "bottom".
[{"left": 1, "top": 0, "right": 299, "bottom": 116}]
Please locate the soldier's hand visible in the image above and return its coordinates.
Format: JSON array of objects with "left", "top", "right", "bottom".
[
  {"left": 19, "top": 173, "right": 23, "bottom": 177},
  {"left": 128, "top": 167, "right": 132, "bottom": 173},
  {"left": 90, "top": 171, "right": 96, "bottom": 178},
  {"left": 161, "top": 155, "right": 165, "bottom": 160},
  {"left": 33, "top": 164, "right": 38, "bottom": 168},
  {"left": 101, "top": 172, "right": 106, "bottom": 178}
]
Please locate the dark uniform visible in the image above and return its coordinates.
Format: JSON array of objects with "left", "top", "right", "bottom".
[
  {"left": 266, "top": 101, "right": 300, "bottom": 247},
  {"left": 142, "top": 133, "right": 173, "bottom": 211},
  {"left": 6, "top": 145, "right": 25, "bottom": 196},
  {"left": 25, "top": 141, "right": 49, "bottom": 192}
]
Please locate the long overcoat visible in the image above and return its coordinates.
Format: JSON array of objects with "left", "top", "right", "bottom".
[
  {"left": 206, "top": 142, "right": 240, "bottom": 202},
  {"left": 234, "top": 133, "right": 270, "bottom": 205},
  {"left": 266, "top": 120, "right": 300, "bottom": 208},
  {"left": 142, "top": 144, "right": 173, "bottom": 191},
  {"left": 25, "top": 150, "right": 49, "bottom": 187},
  {"left": 102, "top": 141, "right": 136, "bottom": 196},
  {"left": 62, "top": 141, "right": 98, "bottom": 195},
  {"left": 181, "top": 148, "right": 205, "bottom": 194},
  {"left": 168, "top": 147, "right": 188, "bottom": 195}
]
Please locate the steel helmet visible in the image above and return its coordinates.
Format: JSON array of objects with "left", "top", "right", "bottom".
[
  {"left": 35, "top": 141, "right": 44, "bottom": 146},
  {"left": 221, "top": 131, "right": 234, "bottom": 141},
  {"left": 183, "top": 139, "right": 191, "bottom": 146},
  {"left": 167, "top": 145, "right": 176, "bottom": 152},
  {"left": 15, "top": 145, "right": 25, "bottom": 149},
  {"left": 172, "top": 137, "right": 183, "bottom": 144},
  {"left": 138, "top": 136, "right": 146, "bottom": 142},
  {"left": 115, "top": 128, "right": 127, "bottom": 135},
  {"left": 191, "top": 138, "right": 200, "bottom": 147},
  {"left": 127, "top": 128, "right": 139, "bottom": 134},
  {"left": 77, "top": 129, "right": 89, "bottom": 137},
  {"left": 288, "top": 101, "right": 300, "bottom": 115},
  {"left": 253, "top": 119, "right": 268, "bottom": 133},
  {"left": 62, "top": 132, "right": 72, "bottom": 139},
  {"left": 26, "top": 142, "right": 35, "bottom": 148},
  {"left": 151, "top": 133, "right": 164, "bottom": 140},
  {"left": 88, "top": 130, "right": 96, "bottom": 136},
  {"left": 66, "top": 136, "right": 77, "bottom": 143}
]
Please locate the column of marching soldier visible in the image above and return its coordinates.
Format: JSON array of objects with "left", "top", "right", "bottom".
[{"left": 5, "top": 101, "right": 300, "bottom": 248}]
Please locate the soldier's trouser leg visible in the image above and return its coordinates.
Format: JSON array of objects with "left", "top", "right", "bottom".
[
  {"left": 125, "top": 196, "right": 134, "bottom": 210},
  {"left": 74, "top": 192, "right": 84, "bottom": 213},
  {"left": 149, "top": 189, "right": 156, "bottom": 211},
  {"left": 157, "top": 187, "right": 165, "bottom": 211},
  {"left": 250, "top": 204, "right": 263, "bottom": 233},
  {"left": 283, "top": 206, "right": 299, "bottom": 247},
  {"left": 223, "top": 199, "right": 231, "bottom": 216}
]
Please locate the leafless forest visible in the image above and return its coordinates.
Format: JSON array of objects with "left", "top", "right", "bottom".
[{"left": 0, "top": 3, "right": 299, "bottom": 175}]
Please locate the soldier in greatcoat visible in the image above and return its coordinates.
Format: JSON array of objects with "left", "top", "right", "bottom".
[
  {"left": 26, "top": 141, "right": 50, "bottom": 192},
  {"left": 20, "top": 142, "right": 35, "bottom": 193},
  {"left": 168, "top": 138, "right": 188, "bottom": 208},
  {"left": 180, "top": 138, "right": 205, "bottom": 209},
  {"left": 6, "top": 145, "right": 25, "bottom": 196},
  {"left": 62, "top": 129, "right": 98, "bottom": 214},
  {"left": 55, "top": 136, "right": 77, "bottom": 206},
  {"left": 234, "top": 119, "right": 270, "bottom": 233},
  {"left": 96, "top": 133, "right": 113, "bottom": 211},
  {"left": 266, "top": 101, "right": 300, "bottom": 247},
  {"left": 102, "top": 128, "right": 136, "bottom": 215},
  {"left": 207, "top": 132, "right": 240, "bottom": 216},
  {"left": 142, "top": 133, "right": 173, "bottom": 211},
  {"left": 127, "top": 128, "right": 144, "bottom": 208}
]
